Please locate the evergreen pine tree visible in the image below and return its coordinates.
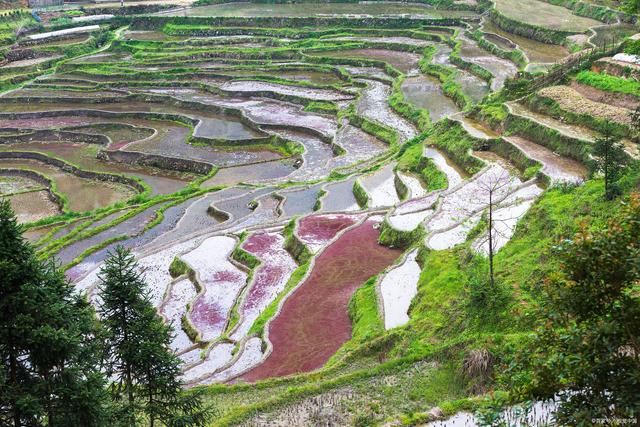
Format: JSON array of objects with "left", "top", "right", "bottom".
[
  {"left": 514, "top": 194, "right": 640, "bottom": 423},
  {"left": 0, "top": 199, "right": 109, "bottom": 426},
  {"left": 98, "top": 246, "right": 209, "bottom": 427},
  {"left": 590, "top": 127, "right": 628, "bottom": 200}
]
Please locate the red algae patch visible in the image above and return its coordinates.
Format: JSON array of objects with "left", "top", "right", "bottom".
[
  {"left": 231, "top": 232, "right": 297, "bottom": 340},
  {"left": 241, "top": 218, "right": 401, "bottom": 382},
  {"left": 182, "top": 236, "right": 248, "bottom": 341},
  {"left": 296, "top": 213, "right": 363, "bottom": 253}
]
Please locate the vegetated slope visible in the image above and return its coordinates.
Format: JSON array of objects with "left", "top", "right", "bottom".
[
  {"left": 201, "top": 165, "right": 639, "bottom": 426},
  {"left": 2, "top": 2, "right": 638, "bottom": 425},
  {"left": 196, "top": 43, "right": 640, "bottom": 426}
]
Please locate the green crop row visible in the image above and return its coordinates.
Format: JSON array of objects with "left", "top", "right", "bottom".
[{"left": 575, "top": 70, "right": 640, "bottom": 98}]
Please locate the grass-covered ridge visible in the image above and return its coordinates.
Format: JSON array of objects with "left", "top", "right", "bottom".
[
  {"left": 197, "top": 167, "right": 639, "bottom": 425},
  {"left": 575, "top": 70, "right": 640, "bottom": 97}
]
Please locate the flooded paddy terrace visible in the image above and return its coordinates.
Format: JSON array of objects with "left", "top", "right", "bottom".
[{"left": 1, "top": 3, "right": 574, "bottom": 390}]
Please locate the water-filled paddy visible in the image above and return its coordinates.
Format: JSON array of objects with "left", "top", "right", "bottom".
[
  {"left": 307, "top": 48, "right": 422, "bottom": 74},
  {"left": 493, "top": 0, "right": 600, "bottom": 32},
  {"left": 0, "top": 141, "right": 193, "bottom": 196},
  {"left": 2, "top": 55, "right": 62, "bottom": 69},
  {"left": 167, "top": 2, "right": 476, "bottom": 18},
  {"left": 359, "top": 162, "right": 400, "bottom": 208},
  {"left": 455, "top": 71, "right": 490, "bottom": 103},
  {"left": 218, "top": 69, "right": 344, "bottom": 85},
  {"left": 401, "top": 75, "right": 459, "bottom": 122},
  {"left": 279, "top": 184, "right": 323, "bottom": 217},
  {"left": 241, "top": 217, "right": 401, "bottom": 381},
  {"left": 203, "top": 160, "right": 295, "bottom": 186},
  {"left": 183, "top": 236, "right": 247, "bottom": 342},
  {"left": 0, "top": 99, "right": 264, "bottom": 141},
  {"left": 505, "top": 136, "right": 587, "bottom": 183},
  {"left": 5, "top": 88, "right": 127, "bottom": 99},
  {"left": 0, "top": 175, "right": 42, "bottom": 195},
  {"left": 161, "top": 278, "right": 198, "bottom": 354},
  {"left": 481, "top": 20, "right": 570, "bottom": 64},
  {"left": 0, "top": 4, "right": 573, "bottom": 394},
  {"left": 231, "top": 231, "right": 297, "bottom": 340},
  {"left": 431, "top": 44, "right": 491, "bottom": 102},
  {"left": 323, "top": 35, "right": 431, "bottom": 47},
  {"left": 0, "top": 158, "right": 136, "bottom": 213},
  {"left": 331, "top": 124, "right": 388, "bottom": 170},
  {"left": 319, "top": 176, "right": 360, "bottom": 212},
  {"left": 356, "top": 79, "right": 417, "bottom": 142},
  {"left": 458, "top": 36, "right": 518, "bottom": 91},
  {"left": 7, "top": 190, "right": 60, "bottom": 223}
]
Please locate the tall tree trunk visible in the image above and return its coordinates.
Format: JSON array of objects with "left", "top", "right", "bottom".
[
  {"left": 45, "top": 371, "right": 54, "bottom": 427},
  {"left": 127, "top": 365, "right": 134, "bottom": 412},
  {"left": 148, "top": 367, "right": 154, "bottom": 427},
  {"left": 488, "top": 191, "right": 494, "bottom": 287},
  {"left": 9, "top": 335, "right": 20, "bottom": 427},
  {"left": 121, "top": 306, "right": 135, "bottom": 419},
  {"left": 604, "top": 144, "right": 609, "bottom": 198}
]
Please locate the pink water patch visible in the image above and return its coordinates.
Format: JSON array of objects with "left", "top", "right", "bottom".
[
  {"left": 182, "top": 236, "right": 248, "bottom": 341},
  {"left": 231, "top": 232, "right": 296, "bottom": 340},
  {"left": 241, "top": 218, "right": 401, "bottom": 382},
  {"left": 296, "top": 214, "right": 362, "bottom": 253},
  {"left": 395, "top": 191, "right": 440, "bottom": 215},
  {"left": 191, "top": 271, "right": 243, "bottom": 339}
]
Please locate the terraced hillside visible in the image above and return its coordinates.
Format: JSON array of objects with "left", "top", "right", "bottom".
[{"left": 1, "top": 0, "right": 639, "bottom": 426}]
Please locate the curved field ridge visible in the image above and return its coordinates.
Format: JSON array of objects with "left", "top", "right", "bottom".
[
  {"left": 182, "top": 236, "right": 248, "bottom": 342},
  {"left": 241, "top": 218, "right": 401, "bottom": 382},
  {"left": 231, "top": 232, "right": 297, "bottom": 340}
]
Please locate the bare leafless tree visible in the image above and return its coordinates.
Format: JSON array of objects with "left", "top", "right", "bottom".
[
  {"left": 631, "top": 106, "right": 640, "bottom": 144},
  {"left": 468, "top": 166, "right": 519, "bottom": 287}
]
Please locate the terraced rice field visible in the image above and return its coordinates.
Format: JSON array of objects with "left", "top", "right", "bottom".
[
  {"left": 493, "top": 0, "right": 601, "bottom": 32},
  {"left": 165, "top": 2, "right": 476, "bottom": 18},
  {"left": 3, "top": 2, "right": 638, "bottom": 424}
]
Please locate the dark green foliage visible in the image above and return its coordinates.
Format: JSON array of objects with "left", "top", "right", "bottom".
[
  {"left": 589, "top": 128, "right": 629, "bottom": 199},
  {"left": 396, "top": 139, "right": 448, "bottom": 191},
  {"left": 352, "top": 178, "right": 370, "bottom": 208},
  {"left": 425, "top": 120, "right": 484, "bottom": 174},
  {"left": 0, "top": 199, "right": 109, "bottom": 426},
  {"left": 625, "top": 39, "right": 640, "bottom": 55},
  {"left": 621, "top": 0, "right": 639, "bottom": 13},
  {"left": 574, "top": 70, "right": 640, "bottom": 97},
  {"left": 511, "top": 194, "right": 640, "bottom": 424},
  {"left": 378, "top": 219, "right": 424, "bottom": 248},
  {"left": 98, "top": 246, "right": 210, "bottom": 427}
]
